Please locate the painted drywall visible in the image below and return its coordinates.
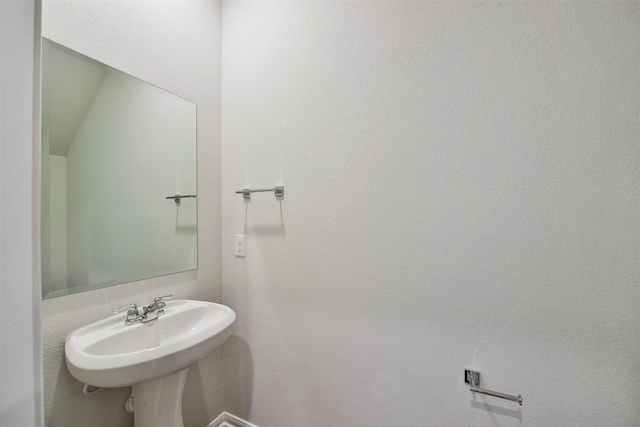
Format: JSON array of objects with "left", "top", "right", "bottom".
[
  {"left": 221, "top": 2, "right": 640, "bottom": 426},
  {"left": 41, "top": 1, "right": 222, "bottom": 426},
  {"left": 0, "top": 0, "right": 43, "bottom": 425}
]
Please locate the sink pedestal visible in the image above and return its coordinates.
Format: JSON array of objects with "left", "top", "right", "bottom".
[{"left": 132, "top": 368, "right": 189, "bottom": 427}]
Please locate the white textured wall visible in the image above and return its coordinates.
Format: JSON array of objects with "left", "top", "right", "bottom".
[
  {"left": 41, "top": 1, "right": 221, "bottom": 426},
  {"left": 221, "top": 2, "right": 640, "bottom": 426},
  {"left": 0, "top": 1, "right": 43, "bottom": 425}
]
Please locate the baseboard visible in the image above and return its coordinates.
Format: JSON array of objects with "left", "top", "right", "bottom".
[{"left": 208, "top": 411, "right": 259, "bottom": 427}]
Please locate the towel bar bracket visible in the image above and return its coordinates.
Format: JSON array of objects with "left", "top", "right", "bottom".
[{"left": 165, "top": 194, "right": 196, "bottom": 205}]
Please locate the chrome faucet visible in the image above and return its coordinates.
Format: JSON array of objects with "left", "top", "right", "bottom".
[
  {"left": 113, "top": 303, "right": 145, "bottom": 326},
  {"left": 142, "top": 295, "right": 172, "bottom": 318},
  {"left": 113, "top": 295, "right": 172, "bottom": 326}
]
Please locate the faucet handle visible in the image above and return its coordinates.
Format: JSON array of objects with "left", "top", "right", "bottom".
[
  {"left": 141, "top": 295, "right": 173, "bottom": 316},
  {"left": 154, "top": 295, "right": 172, "bottom": 303},
  {"left": 113, "top": 303, "right": 138, "bottom": 314}
]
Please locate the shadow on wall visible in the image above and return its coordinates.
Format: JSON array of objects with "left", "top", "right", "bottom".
[
  {"left": 223, "top": 335, "right": 254, "bottom": 420},
  {"left": 471, "top": 399, "right": 522, "bottom": 424},
  {"left": 49, "top": 357, "right": 132, "bottom": 427},
  {"left": 182, "top": 345, "right": 229, "bottom": 426},
  {"left": 242, "top": 199, "right": 286, "bottom": 237}
]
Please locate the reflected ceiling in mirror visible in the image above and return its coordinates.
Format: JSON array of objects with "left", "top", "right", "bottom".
[{"left": 41, "top": 38, "right": 197, "bottom": 300}]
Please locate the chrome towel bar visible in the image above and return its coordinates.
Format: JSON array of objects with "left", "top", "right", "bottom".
[
  {"left": 465, "top": 369, "right": 522, "bottom": 406},
  {"left": 236, "top": 185, "right": 284, "bottom": 200}
]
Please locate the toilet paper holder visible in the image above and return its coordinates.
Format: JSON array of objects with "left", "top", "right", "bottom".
[{"left": 464, "top": 369, "right": 522, "bottom": 406}]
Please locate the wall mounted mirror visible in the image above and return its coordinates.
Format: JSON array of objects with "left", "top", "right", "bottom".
[{"left": 41, "top": 38, "right": 197, "bottom": 300}]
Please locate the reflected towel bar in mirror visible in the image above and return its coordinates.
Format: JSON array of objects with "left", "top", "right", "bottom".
[
  {"left": 166, "top": 194, "right": 197, "bottom": 205},
  {"left": 465, "top": 369, "right": 522, "bottom": 406}
]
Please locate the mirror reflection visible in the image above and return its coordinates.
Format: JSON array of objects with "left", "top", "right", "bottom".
[{"left": 41, "top": 38, "right": 197, "bottom": 300}]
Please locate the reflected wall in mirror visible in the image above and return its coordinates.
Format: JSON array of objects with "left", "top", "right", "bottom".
[{"left": 41, "top": 38, "right": 197, "bottom": 300}]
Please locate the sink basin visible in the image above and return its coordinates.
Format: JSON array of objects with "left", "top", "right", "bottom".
[{"left": 65, "top": 299, "right": 236, "bottom": 388}]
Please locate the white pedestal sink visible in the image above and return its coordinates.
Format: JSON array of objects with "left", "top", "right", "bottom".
[{"left": 64, "top": 299, "right": 236, "bottom": 427}]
